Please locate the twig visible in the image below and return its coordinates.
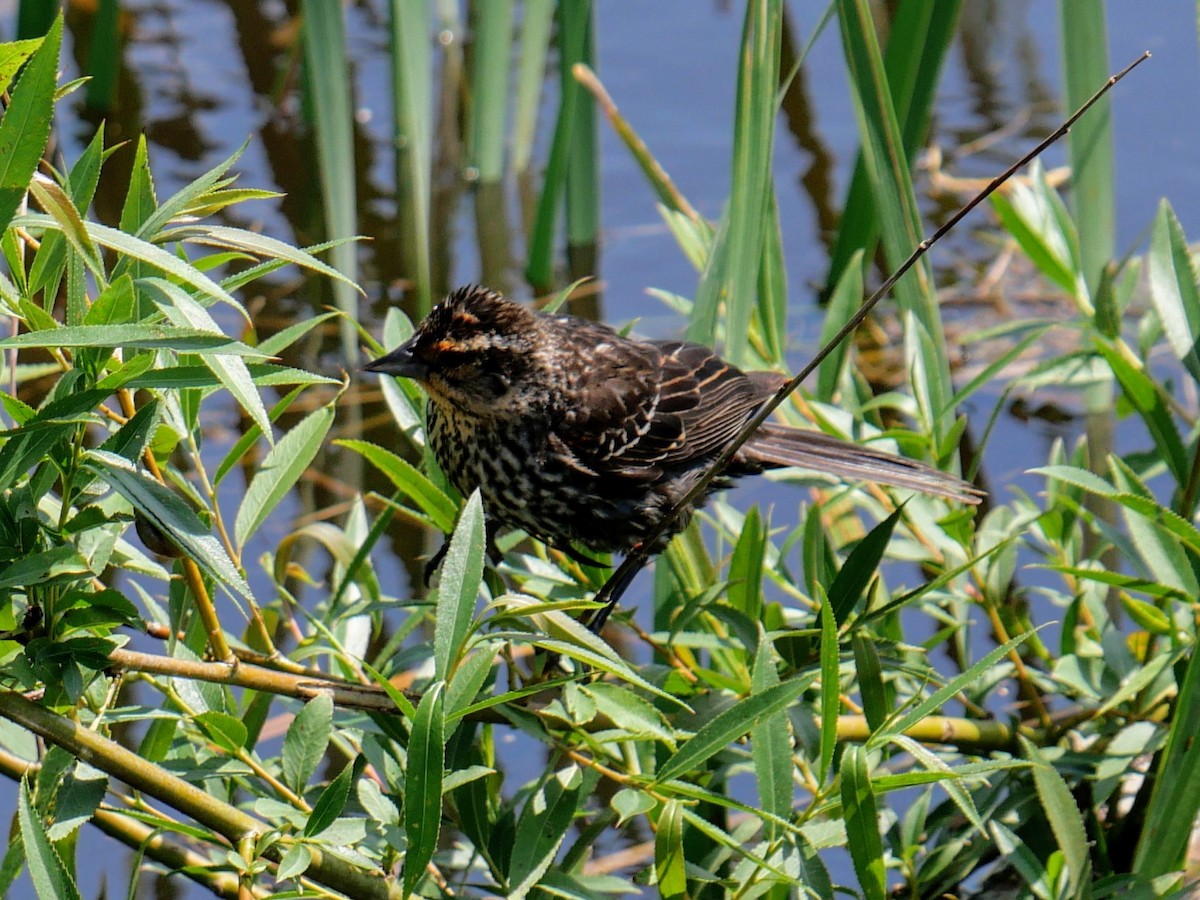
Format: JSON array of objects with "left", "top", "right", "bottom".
[{"left": 0, "top": 691, "right": 402, "bottom": 900}]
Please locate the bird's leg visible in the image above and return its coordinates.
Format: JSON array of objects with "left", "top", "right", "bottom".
[
  {"left": 423, "top": 517, "right": 504, "bottom": 586},
  {"left": 583, "top": 548, "right": 648, "bottom": 634}
]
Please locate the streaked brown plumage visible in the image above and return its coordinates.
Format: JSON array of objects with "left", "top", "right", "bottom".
[{"left": 366, "top": 285, "right": 981, "bottom": 625}]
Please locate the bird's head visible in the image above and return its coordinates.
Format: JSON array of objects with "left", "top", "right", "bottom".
[{"left": 365, "top": 285, "right": 543, "bottom": 413}]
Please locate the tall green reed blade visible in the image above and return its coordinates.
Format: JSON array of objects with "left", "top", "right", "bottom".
[
  {"left": 469, "top": 0, "right": 513, "bottom": 183},
  {"left": 1133, "top": 588, "right": 1200, "bottom": 880},
  {"left": 1059, "top": 0, "right": 1114, "bottom": 298},
  {"left": 84, "top": 0, "right": 120, "bottom": 112},
  {"left": 391, "top": 0, "right": 433, "bottom": 315},
  {"left": 526, "top": 0, "right": 591, "bottom": 290},
  {"left": 513, "top": 0, "right": 554, "bottom": 174},
  {"left": 836, "top": 0, "right": 953, "bottom": 441},
  {"left": 302, "top": 0, "right": 358, "bottom": 360},
  {"left": 16, "top": 0, "right": 55, "bottom": 40},
  {"left": 687, "top": 0, "right": 782, "bottom": 367},
  {"left": 565, "top": 2, "right": 598, "bottom": 256},
  {"left": 824, "top": 0, "right": 962, "bottom": 295}
]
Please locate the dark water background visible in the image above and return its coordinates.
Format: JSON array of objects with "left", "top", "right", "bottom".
[{"left": 8, "top": 0, "right": 1200, "bottom": 896}]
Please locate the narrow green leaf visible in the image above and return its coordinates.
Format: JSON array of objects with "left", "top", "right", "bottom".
[
  {"left": 1147, "top": 199, "right": 1200, "bottom": 384},
  {"left": 18, "top": 777, "right": 82, "bottom": 900},
  {"left": 837, "top": 0, "right": 950, "bottom": 437},
  {"left": 751, "top": 626, "right": 792, "bottom": 839},
  {"left": 84, "top": 449, "right": 254, "bottom": 602},
  {"left": 304, "top": 754, "right": 364, "bottom": 839},
  {"left": 16, "top": 214, "right": 244, "bottom": 312},
  {"left": 302, "top": 0, "right": 359, "bottom": 358},
  {"left": 868, "top": 626, "right": 1042, "bottom": 748},
  {"left": 1134, "top": 620, "right": 1200, "bottom": 876},
  {"left": 727, "top": 506, "right": 766, "bottom": 619},
  {"left": 0, "top": 323, "right": 265, "bottom": 355},
  {"left": 403, "top": 684, "right": 445, "bottom": 896},
  {"left": 817, "top": 249, "right": 864, "bottom": 402},
  {"left": 840, "top": 745, "right": 886, "bottom": 900},
  {"left": 1023, "top": 738, "right": 1092, "bottom": 896},
  {"left": 139, "top": 277, "right": 273, "bottom": 443},
  {"left": 337, "top": 438, "right": 457, "bottom": 532},
  {"left": 828, "top": 506, "right": 902, "bottom": 625},
  {"left": 508, "top": 765, "right": 591, "bottom": 899},
  {"left": 853, "top": 634, "right": 889, "bottom": 733},
  {"left": 655, "top": 799, "right": 687, "bottom": 900},
  {"left": 435, "top": 490, "right": 485, "bottom": 681},
  {"left": 989, "top": 820, "right": 1055, "bottom": 900},
  {"left": 194, "top": 711, "right": 248, "bottom": 753},
  {"left": 234, "top": 402, "right": 335, "bottom": 550},
  {"left": 1060, "top": 0, "right": 1114, "bottom": 296},
  {"left": 282, "top": 692, "right": 334, "bottom": 793},
  {"left": 1094, "top": 338, "right": 1187, "bottom": 485},
  {"left": 0, "top": 16, "right": 61, "bottom": 234},
  {"left": 653, "top": 675, "right": 814, "bottom": 784},
  {"left": 818, "top": 587, "right": 839, "bottom": 785}
]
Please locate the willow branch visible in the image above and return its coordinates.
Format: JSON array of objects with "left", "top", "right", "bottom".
[{"left": 0, "top": 692, "right": 402, "bottom": 900}]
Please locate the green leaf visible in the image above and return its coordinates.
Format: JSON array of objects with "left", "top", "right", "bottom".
[
  {"left": 337, "top": 439, "right": 457, "bottom": 532},
  {"left": 653, "top": 675, "right": 814, "bottom": 784},
  {"left": 194, "top": 711, "right": 248, "bottom": 753},
  {"left": 304, "top": 754, "right": 364, "bottom": 839},
  {"left": 0, "top": 324, "right": 266, "bottom": 355},
  {"left": 139, "top": 277, "right": 272, "bottom": 442},
  {"left": 1134, "top": 612, "right": 1200, "bottom": 876},
  {"left": 750, "top": 626, "right": 792, "bottom": 839},
  {"left": 868, "top": 625, "right": 1042, "bottom": 748},
  {"left": 818, "top": 586, "right": 840, "bottom": 785},
  {"left": 840, "top": 745, "right": 886, "bottom": 900},
  {"left": 654, "top": 799, "right": 688, "bottom": 900},
  {"left": 18, "top": 776, "right": 82, "bottom": 900},
  {"left": 282, "top": 692, "right": 334, "bottom": 793},
  {"left": 817, "top": 249, "right": 864, "bottom": 402},
  {"left": 1060, "top": 0, "right": 1114, "bottom": 296},
  {"left": 84, "top": 449, "right": 254, "bottom": 602},
  {"left": 0, "top": 40, "right": 40, "bottom": 96},
  {"left": 1024, "top": 738, "right": 1092, "bottom": 896},
  {"left": 301, "top": 0, "right": 359, "bottom": 356},
  {"left": 611, "top": 788, "right": 655, "bottom": 828},
  {"left": 274, "top": 843, "right": 313, "bottom": 882},
  {"left": 828, "top": 506, "right": 902, "bottom": 625},
  {"left": 435, "top": 490, "right": 485, "bottom": 681},
  {"left": 727, "top": 506, "right": 766, "bottom": 619},
  {"left": 0, "top": 16, "right": 61, "bottom": 234},
  {"left": 403, "top": 683, "right": 445, "bottom": 897},
  {"left": 234, "top": 402, "right": 334, "bottom": 550},
  {"left": 17, "top": 214, "right": 244, "bottom": 313},
  {"left": 508, "top": 765, "right": 591, "bottom": 899},
  {"left": 1093, "top": 338, "right": 1187, "bottom": 485},
  {"left": 1148, "top": 199, "right": 1200, "bottom": 384}
]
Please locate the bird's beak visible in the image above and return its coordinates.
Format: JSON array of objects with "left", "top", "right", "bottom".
[{"left": 363, "top": 339, "right": 430, "bottom": 380}]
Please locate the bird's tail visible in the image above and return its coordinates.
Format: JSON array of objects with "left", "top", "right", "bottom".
[{"left": 740, "top": 425, "right": 982, "bottom": 505}]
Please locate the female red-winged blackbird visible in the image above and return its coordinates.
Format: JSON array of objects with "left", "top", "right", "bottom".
[{"left": 366, "top": 285, "right": 981, "bottom": 628}]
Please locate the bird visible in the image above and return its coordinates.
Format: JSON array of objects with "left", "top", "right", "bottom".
[{"left": 365, "top": 285, "right": 982, "bottom": 632}]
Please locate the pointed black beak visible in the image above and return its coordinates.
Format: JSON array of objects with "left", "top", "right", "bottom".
[{"left": 363, "top": 339, "right": 430, "bottom": 379}]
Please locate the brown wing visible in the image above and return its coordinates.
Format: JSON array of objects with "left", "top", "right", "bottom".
[{"left": 555, "top": 337, "right": 770, "bottom": 481}]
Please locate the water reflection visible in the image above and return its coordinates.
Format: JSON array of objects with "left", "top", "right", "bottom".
[{"left": 21, "top": 0, "right": 1191, "bottom": 894}]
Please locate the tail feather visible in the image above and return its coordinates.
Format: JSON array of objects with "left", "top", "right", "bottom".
[{"left": 740, "top": 425, "right": 982, "bottom": 505}]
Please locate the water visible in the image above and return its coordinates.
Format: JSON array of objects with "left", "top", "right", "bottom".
[{"left": 9, "top": 1, "right": 1200, "bottom": 896}]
